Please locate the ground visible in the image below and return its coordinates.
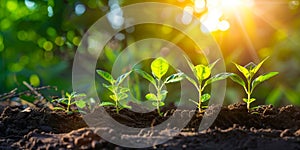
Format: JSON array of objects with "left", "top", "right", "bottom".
[{"left": 0, "top": 101, "right": 299, "bottom": 149}]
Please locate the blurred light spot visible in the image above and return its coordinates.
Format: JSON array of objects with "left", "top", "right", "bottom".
[
  {"left": 67, "top": 31, "right": 75, "bottom": 41},
  {"left": 48, "top": 6, "right": 53, "bottom": 17},
  {"left": 107, "top": 0, "right": 124, "bottom": 29},
  {"left": 289, "top": 0, "right": 300, "bottom": 9},
  {"left": 38, "top": 38, "right": 47, "bottom": 48},
  {"left": 200, "top": 9, "right": 223, "bottom": 32},
  {"left": 177, "top": 0, "right": 185, "bottom": 2},
  {"left": 182, "top": 6, "right": 194, "bottom": 25},
  {"left": 108, "top": 0, "right": 119, "bottom": 7},
  {"left": 275, "top": 30, "right": 287, "bottom": 41},
  {"left": 10, "top": 63, "right": 23, "bottom": 72},
  {"left": 114, "top": 33, "right": 125, "bottom": 41},
  {"left": 6, "top": 1, "right": 18, "bottom": 12},
  {"left": 27, "top": 30, "right": 37, "bottom": 41},
  {"left": 161, "top": 25, "right": 173, "bottom": 34},
  {"left": 20, "top": 56, "right": 29, "bottom": 65},
  {"left": 47, "top": 27, "right": 57, "bottom": 37},
  {"left": 194, "top": 0, "right": 206, "bottom": 13},
  {"left": 75, "top": 3, "right": 86, "bottom": 16},
  {"left": 259, "top": 47, "right": 272, "bottom": 58},
  {"left": 17, "top": 31, "right": 28, "bottom": 41},
  {"left": 72, "top": 36, "right": 81, "bottom": 46},
  {"left": 29, "top": 74, "right": 40, "bottom": 87},
  {"left": 218, "top": 20, "right": 230, "bottom": 31},
  {"left": 43, "top": 41, "right": 53, "bottom": 51},
  {"left": 55, "top": 36, "right": 65, "bottom": 46},
  {"left": 0, "top": 35, "right": 4, "bottom": 52},
  {"left": 24, "top": 0, "right": 36, "bottom": 10},
  {"left": 1, "top": 19, "right": 11, "bottom": 30}
]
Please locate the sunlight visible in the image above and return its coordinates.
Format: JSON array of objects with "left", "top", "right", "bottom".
[{"left": 198, "top": 0, "right": 254, "bottom": 32}]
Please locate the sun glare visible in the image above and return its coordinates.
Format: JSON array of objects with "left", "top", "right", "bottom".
[{"left": 189, "top": 0, "right": 255, "bottom": 32}]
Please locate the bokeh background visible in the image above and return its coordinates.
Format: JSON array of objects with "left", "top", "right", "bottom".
[{"left": 1, "top": 0, "right": 300, "bottom": 106}]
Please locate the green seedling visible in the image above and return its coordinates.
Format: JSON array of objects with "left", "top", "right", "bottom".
[
  {"left": 52, "top": 91, "right": 87, "bottom": 114},
  {"left": 135, "top": 57, "right": 184, "bottom": 116},
  {"left": 185, "top": 58, "right": 233, "bottom": 112},
  {"left": 97, "top": 70, "right": 132, "bottom": 113},
  {"left": 229, "top": 57, "right": 279, "bottom": 111}
]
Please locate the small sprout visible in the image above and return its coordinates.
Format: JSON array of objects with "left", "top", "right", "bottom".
[
  {"left": 52, "top": 91, "right": 87, "bottom": 114},
  {"left": 229, "top": 57, "right": 279, "bottom": 111},
  {"left": 97, "top": 70, "right": 132, "bottom": 114},
  {"left": 184, "top": 58, "right": 232, "bottom": 112},
  {"left": 135, "top": 57, "right": 184, "bottom": 116}
]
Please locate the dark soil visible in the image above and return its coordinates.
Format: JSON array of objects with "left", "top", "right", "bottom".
[{"left": 0, "top": 102, "right": 300, "bottom": 149}]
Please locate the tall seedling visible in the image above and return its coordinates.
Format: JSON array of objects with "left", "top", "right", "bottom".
[
  {"left": 96, "top": 70, "right": 132, "bottom": 113},
  {"left": 135, "top": 57, "right": 184, "bottom": 116},
  {"left": 229, "top": 57, "right": 279, "bottom": 111},
  {"left": 185, "top": 58, "right": 233, "bottom": 112}
]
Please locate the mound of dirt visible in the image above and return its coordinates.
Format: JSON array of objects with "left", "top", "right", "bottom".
[{"left": 0, "top": 103, "right": 299, "bottom": 149}]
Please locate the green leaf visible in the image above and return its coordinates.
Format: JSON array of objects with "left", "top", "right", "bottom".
[
  {"left": 96, "top": 70, "right": 115, "bottom": 84},
  {"left": 185, "top": 75, "right": 198, "bottom": 88},
  {"left": 251, "top": 72, "right": 278, "bottom": 90},
  {"left": 75, "top": 100, "right": 86, "bottom": 108},
  {"left": 109, "top": 95, "right": 117, "bottom": 101},
  {"left": 229, "top": 73, "right": 246, "bottom": 87},
  {"left": 119, "top": 103, "right": 132, "bottom": 109},
  {"left": 118, "top": 92, "right": 128, "bottom": 100},
  {"left": 151, "top": 57, "right": 169, "bottom": 79},
  {"left": 184, "top": 55, "right": 195, "bottom": 70},
  {"left": 145, "top": 93, "right": 157, "bottom": 101},
  {"left": 53, "top": 107, "right": 65, "bottom": 111},
  {"left": 208, "top": 59, "right": 219, "bottom": 69},
  {"left": 103, "top": 83, "right": 115, "bottom": 93},
  {"left": 195, "top": 65, "right": 211, "bottom": 80},
  {"left": 233, "top": 62, "right": 250, "bottom": 79},
  {"left": 243, "top": 98, "right": 256, "bottom": 103},
  {"left": 116, "top": 71, "right": 131, "bottom": 85},
  {"left": 134, "top": 69, "right": 156, "bottom": 85},
  {"left": 120, "top": 87, "right": 130, "bottom": 93},
  {"left": 250, "top": 57, "right": 269, "bottom": 76},
  {"left": 72, "top": 93, "right": 86, "bottom": 98},
  {"left": 152, "top": 101, "right": 165, "bottom": 107},
  {"left": 66, "top": 92, "right": 71, "bottom": 98},
  {"left": 189, "top": 99, "right": 199, "bottom": 105},
  {"left": 158, "top": 90, "right": 168, "bottom": 101},
  {"left": 205, "top": 72, "right": 233, "bottom": 86},
  {"left": 100, "top": 102, "right": 115, "bottom": 106},
  {"left": 201, "top": 93, "right": 211, "bottom": 102},
  {"left": 164, "top": 72, "right": 185, "bottom": 83}
]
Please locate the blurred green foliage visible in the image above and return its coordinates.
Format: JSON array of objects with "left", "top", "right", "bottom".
[{"left": 1, "top": 0, "right": 300, "bottom": 106}]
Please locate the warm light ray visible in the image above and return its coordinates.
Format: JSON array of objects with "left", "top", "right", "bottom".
[{"left": 233, "top": 10, "right": 259, "bottom": 62}]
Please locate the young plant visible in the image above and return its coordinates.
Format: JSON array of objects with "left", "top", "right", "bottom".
[
  {"left": 135, "top": 57, "right": 184, "bottom": 116},
  {"left": 229, "top": 57, "right": 279, "bottom": 111},
  {"left": 96, "top": 70, "right": 132, "bottom": 113},
  {"left": 184, "top": 58, "right": 233, "bottom": 112},
  {"left": 52, "top": 91, "right": 87, "bottom": 114}
]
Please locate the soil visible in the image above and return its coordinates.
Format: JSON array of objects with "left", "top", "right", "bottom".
[{"left": 0, "top": 101, "right": 300, "bottom": 150}]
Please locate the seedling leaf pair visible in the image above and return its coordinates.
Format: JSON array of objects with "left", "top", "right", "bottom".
[
  {"left": 97, "top": 70, "right": 132, "bottom": 113},
  {"left": 185, "top": 58, "right": 232, "bottom": 112},
  {"left": 230, "top": 57, "right": 278, "bottom": 111},
  {"left": 135, "top": 57, "right": 184, "bottom": 116},
  {"left": 52, "top": 92, "right": 87, "bottom": 114}
]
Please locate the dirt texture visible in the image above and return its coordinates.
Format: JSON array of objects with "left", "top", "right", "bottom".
[{"left": 0, "top": 102, "right": 300, "bottom": 150}]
